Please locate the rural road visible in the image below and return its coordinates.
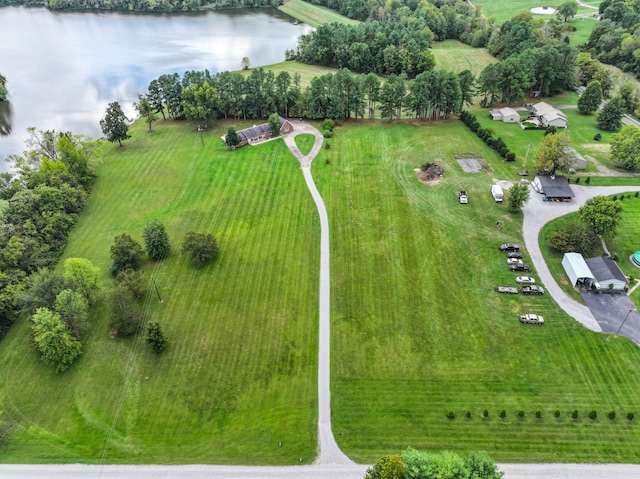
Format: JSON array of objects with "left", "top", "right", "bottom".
[{"left": 3, "top": 125, "right": 640, "bottom": 479}]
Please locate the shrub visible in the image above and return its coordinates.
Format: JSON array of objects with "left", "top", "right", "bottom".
[
  {"left": 518, "top": 410, "right": 525, "bottom": 418},
  {"left": 323, "top": 119, "right": 335, "bottom": 132},
  {"left": 535, "top": 410, "right": 542, "bottom": 418},
  {"left": 575, "top": 177, "right": 581, "bottom": 184},
  {"left": 572, "top": 409, "right": 579, "bottom": 419},
  {"left": 613, "top": 195, "right": 618, "bottom": 200},
  {"left": 447, "top": 410, "right": 456, "bottom": 419},
  {"left": 548, "top": 221, "right": 599, "bottom": 255},
  {"left": 482, "top": 409, "right": 489, "bottom": 418},
  {"left": 505, "top": 152, "right": 516, "bottom": 162},
  {"left": 585, "top": 176, "right": 591, "bottom": 183},
  {"left": 109, "top": 285, "right": 143, "bottom": 337},
  {"left": 608, "top": 410, "right": 616, "bottom": 420},
  {"left": 465, "top": 410, "right": 471, "bottom": 418},
  {"left": 544, "top": 126, "right": 557, "bottom": 136},
  {"left": 146, "top": 321, "right": 167, "bottom": 353},
  {"left": 182, "top": 232, "right": 219, "bottom": 266},
  {"left": 323, "top": 128, "right": 333, "bottom": 138},
  {"left": 627, "top": 412, "right": 634, "bottom": 421},
  {"left": 325, "top": 142, "right": 331, "bottom": 149},
  {"left": 553, "top": 409, "right": 561, "bottom": 418},
  {"left": 143, "top": 220, "right": 170, "bottom": 261},
  {"left": 589, "top": 410, "right": 597, "bottom": 420},
  {"left": 635, "top": 191, "right": 639, "bottom": 198},
  {"left": 594, "top": 133, "right": 602, "bottom": 141},
  {"left": 110, "top": 233, "right": 144, "bottom": 275},
  {"left": 499, "top": 409, "right": 506, "bottom": 418}
]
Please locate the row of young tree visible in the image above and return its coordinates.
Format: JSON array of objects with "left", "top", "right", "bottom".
[
  {"left": 0, "top": 129, "right": 98, "bottom": 338},
  {"left": 0, "top": 0, "right": 280, "bottom": 12}
]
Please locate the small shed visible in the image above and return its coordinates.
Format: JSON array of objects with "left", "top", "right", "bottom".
[
  {"left": 565, "top": 147, "right": 587, "bottom": 170},
  {"left": 585, "top": 256, "right": 628, "bottom": 291},
  {"left": 562, "top": 252, "right": 595, "bottom": 287},
  {"left": 490, "top": 107, "right": 520, "bottom": 123},
  {"left": 533, "top": 175, "right": 575, "bottom": 200}
]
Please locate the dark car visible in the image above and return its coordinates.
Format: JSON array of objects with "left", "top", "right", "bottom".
[
  {"left": 500, "top": 243, "right": 520, "bottom": 252},
  {"left": 509, "top": 263, "right": 531, "bottom": 272},
  {"left": 507, "top": 252, "right": 523, "bottom": 259}
]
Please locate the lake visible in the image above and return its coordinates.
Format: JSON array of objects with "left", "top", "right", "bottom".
[{"left": 0, "top": 6, "right": 310, "bottom": 170}]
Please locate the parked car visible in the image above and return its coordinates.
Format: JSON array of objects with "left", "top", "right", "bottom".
[
  {"left": 507, "top": 258, "right": 523, "bottom": 265},
  {"left": 509, "top": 263, "right": 531, "bottom": 272},
  {"left": 519, "top": 313, "right": 544, "bottom": 325},
  {"left": 520, "top": 285, "right": 544, "bottom": 295},
  {"left": 500, "top": 243, "right": 520, "bottom": 252},
  {"left": 515, "top": 276, "right": 536, "bottom": 284},
  {"left": 507, "top": 252, "right": 523, "bottom": 259}
]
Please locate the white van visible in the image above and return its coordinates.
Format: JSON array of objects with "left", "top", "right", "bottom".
[{"left": 491, "top": 184, "right": 504, "bottom": 203}]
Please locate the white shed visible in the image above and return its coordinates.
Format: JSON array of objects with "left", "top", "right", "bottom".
[{"left": 562, "top": 252, "right": 595, "bottom": 287}]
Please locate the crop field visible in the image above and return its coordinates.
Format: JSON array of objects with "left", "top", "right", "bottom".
[
  {"left": 0, "top": 119, "right": 320, "bottom": 464},
  {"left": 279, "top": 0, "right": 359, "bottom": 27},
  {"left": 311, "top": 120, "right": 640, "bottom": 463},
  {"left": 432, "top": 40, "right": 497, "bottom": 76}
]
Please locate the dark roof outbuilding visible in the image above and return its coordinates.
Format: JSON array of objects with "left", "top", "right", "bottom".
[
  {"left": 585, "top": 256, "right": 628, "bottom": 284},
  {"left": 537, "top": 175, "right": 575, "bottom": 198}
]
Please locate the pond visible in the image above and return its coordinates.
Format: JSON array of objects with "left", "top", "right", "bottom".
[{"left": 0, "top": 6, "right": 310, "bottom": 170}]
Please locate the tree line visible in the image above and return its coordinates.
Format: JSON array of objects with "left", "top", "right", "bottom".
[
  {"left": 0, "top": 72, "right": 6, "bottom": 102},
  {"left": 0, "top": 0, "right": 280, "bottom": 12}
]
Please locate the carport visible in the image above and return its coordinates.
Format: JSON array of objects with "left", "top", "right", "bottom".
[{"left": 562, "top": 252, "right": 595, "bottom": 287}]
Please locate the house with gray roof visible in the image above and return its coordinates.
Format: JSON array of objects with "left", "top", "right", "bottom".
[{"left": 585, "top": 256, "right": 628, "bottom": 291}]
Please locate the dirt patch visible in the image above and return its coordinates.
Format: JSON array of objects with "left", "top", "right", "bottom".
[
  {"left": 582, "top": 143, "right": 611, "bottom": 153},
  {"left": 415, "top": 162, "right": 445, "bottom": 185},
  {"left": 457, "top": 159, "right": 482, "bottom": 173}
]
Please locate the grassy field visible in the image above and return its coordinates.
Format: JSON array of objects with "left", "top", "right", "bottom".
[
  {"left": 0, "top": 119, "right": 320, "bottom": 464},
  {"left": 310, "top": 119, "right": 640, "bottom": 463},
  {"left": 239, "top": 61, "right": 338, "bottom": 89},
  {"left": 279, "top": 0, "right": 359, "bottom": 27},
  {"left": 432, "top": 40, "right": 497, "bottom": 76},
  {"left": 474, "top": 0, "right": 601, "bottom": 23}
]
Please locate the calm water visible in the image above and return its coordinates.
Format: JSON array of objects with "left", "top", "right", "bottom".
[{"left": 0, "top": 6, "right": 310, "bottom": 169}]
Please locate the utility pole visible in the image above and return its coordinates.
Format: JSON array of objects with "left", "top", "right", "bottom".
[
  {"left": 197, "top": 125, "right": 204, "bottom": 147},
  {"left": 152, "top": 276, "right": 163, "bottom": 303},
  {"left": 523, "top": 143, "right": 531, "bottom": 168},
  {"left": 615, "top": 308, "right": 635, "bottom": 336}
]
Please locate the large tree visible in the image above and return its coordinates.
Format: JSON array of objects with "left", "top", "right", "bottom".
[
  {"left": 181, "top": 80, "right": 219, "bottom": 128},
  {"left": 507, "top": 182, "right": 531, "bottom": 212},
  {"left": 597, "top": 95, "right": 625, "bottom": 131},
  {"left": 55, "top": 289, "right": 88, "bottom": 339},
  {"left": 18, "top": 268, "right": 66, "bottom": 315},
  {"left": 30, "top": 307, "right": 82, "bottom": 372},
  {"left": 577, "top": 80, "right": 603, "bottom": 114},
  {"left": 110, "top": 233, "right": 144, "bottom": 275},
  {"left": 534, "top": 131, "right": 575, "bottom": 174},
  {"left": 143, "top": 220, "right": 170, "bottom": 261},
  {"left": 182, "top": 231, "right": 218, "bottom": 266},
  {"left": 100, "top": 101, "right": 130, "bottom": 147},
  {"left": 610, "top": 125, "right": 640, "bottom": 170},
  {"left": 134, "top": 94, "right": 157, "bottom": 132},
  {"left": 63, "top": 258, "right": 99, "bottom": 306},
  {"left": 557, "top": 1, "right": 579, "bottom": 21},
  {"left": 579, "top": 195, "right": 624, "bottom": 237}
]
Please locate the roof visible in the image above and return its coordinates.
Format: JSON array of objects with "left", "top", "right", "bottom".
[
  {"left": 585, "top": 256, "right": 628, "bottom": 284},
  {"left": 541, "top": 111, "right": 568, "bottom": 123},
  {"left": 563, "top": 252, "right": 594, "bottom": 280},
  {"left": 536, "top": 175, "right": 575, "bottom": 197},
  {"left": 237, "top": 123, "right": 272, "bottom": 141},
  {"left": 499, "top": 107, "right": 519, "bottom": 116}
]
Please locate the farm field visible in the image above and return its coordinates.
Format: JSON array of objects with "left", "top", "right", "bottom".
[
  {"left": 431, "top": 40, "right": 497, "bottom": 76},
  {"left": 310, "top": 120, "right": 640, "bottom": 463},
  {"left": 279, "top": 0, "right": 359, "bottom": 27},
  {"left": 0, "top": 119, "right": 320, "bottom": 464}
]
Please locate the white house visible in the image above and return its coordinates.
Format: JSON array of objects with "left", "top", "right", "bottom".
[
  {"left": 585, "top": 256, "right": 628, "bottom": 291},
  {"left": 527, "top": 102, "right": 568, "bottom": 128},
  {"left": 489, "top": 107, "right": 520, "bottom": 123},
  {"left": 562, "top": 252, "right": 595, "bottom": 287}
]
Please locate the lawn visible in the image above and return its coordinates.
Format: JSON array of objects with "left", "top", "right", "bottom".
[
  {"left": 473, "top": 0, "right": 601, "bottom": 23},
  {"left": 239, "top": 61, "right": 339, "bottom": 89},
  {"left": 0, "top": 119, "right": 320, "bottom": 464},
  {"left": 432, "top": 40, "right": 497, "bottom": 76},
  {"left": 311, "top": 119, "right": 640, "bottom": 463},
  {"left": 279, "top": 0, "right": 359, "bottom": 27}
]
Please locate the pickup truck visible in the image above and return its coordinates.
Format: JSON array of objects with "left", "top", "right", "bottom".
[
  {"left": 457, "top": 190, "right": 468, "bottom": 204},
  {"left": 494, "top": 286, "right": 518, "bottom": 294},
  {"left": 519, "top": 313, "right": 544, "bottom": 325},
  {"left": 520, "top": 285, "right": 544, "bottom": 295},
  {"left": 509, "top": 263, "right": 531, "bottom": 272}
]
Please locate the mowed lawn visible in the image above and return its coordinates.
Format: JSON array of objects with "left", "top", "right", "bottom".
[
  {"left": 432, "top": 40, "right": 497, "bottom": 76},
  {"left": 279, "top": 0, "right": 359, "bottom": 27},
  {"left": 0, "top": 119, "right": 320, "bottom": 464},
  {"left": 310, "top": 120, "right": 640, "bottom": 463},
  {"left": 473, "top": 0, "right": 601, "bottom": 22}
]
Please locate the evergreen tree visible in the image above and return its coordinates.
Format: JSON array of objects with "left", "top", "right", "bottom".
[
  {"left": 143, "top": 220, "right": 170, "bottom": 261},
  {"left": 100, "top": 101, "right": 130, "bottom": 147},
  {"left": 578, "top": 80, "right": 603, "bottom": 114},
  {"left": 597, "top": 95, "right": 625, "bottom": 131},
  {"left": 225, "top": 127, "right": 240, "bottom": 148},
  {"left": 146, "top": 321, "right": 167, "bottom": 353}
]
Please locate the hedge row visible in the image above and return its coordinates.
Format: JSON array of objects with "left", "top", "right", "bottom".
[{"left": 460, "top": 110, "right": 516, "bottom": 161}]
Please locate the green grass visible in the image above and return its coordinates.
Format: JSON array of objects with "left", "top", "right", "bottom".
[
  {"left": 278, "top": 0, "right": 359, "bottom": 27},
  {"left": 239, "top": 61, "right": 339, "bottom": 89},
  {"left": 0, "top": 119, "right": 320, "bottom": 464},
  {"left": 432, "top": 40, "right": 497, "bottom": 76},
  {"left": 310, "top": 119, "right": 640, "bottom": 463},
  {"left": 474, "top": 0, "right": 601, "bottom": 23},
  {"left": 568, "top": 17, "right": 599, "bottom": 46},
  {"left": 295, "top": 134, "right": 316, "bottom": 155}
]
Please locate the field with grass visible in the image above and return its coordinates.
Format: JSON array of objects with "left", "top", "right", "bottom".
[
  {"left": 473, "top": 0, "right": 601, "bottom": 23},
  {"left": 432, "top": 40, "right": 497, "bottom": 76},
  {"left": 239, "top": 61, "right": 339, "bottom": 89},
  {"left": 0, "top": 119, "right": 320, "bottom": 464},
  {"left": 279, "top": 0, "right": 359, "bottom": 27},
  {"left": 309, "top": 119, "right": 640, "bottom": 463}
]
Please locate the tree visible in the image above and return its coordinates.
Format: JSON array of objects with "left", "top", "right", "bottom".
[
  {"left": 110, "top": 233, "right": 144, "bottom": 275},
  {"left": 577, "top": 80, "right": 603, "bottom": 114},
  {"left": 182, "top": 232, "right": 218, "bottom": 266},
  {"left": 143, "top": 220, "right": 170, "bottom": 261},
  {"left": 181, "top": 80, "right": 219, "bottom": 128},
  {"left": 30, "top": 307, "right": 82, "bottom": 372},
  {"left": 610, "top": 125, "right": 640, "bottom": 170},
  {"left": 597, "top": 95, "right": 625, "bottom": 131},
  {"left": 365, "top": 454, "right": 404, "bottom": 479},
  {"left": 146, "top": 321, "right": 167, "bottom": 353},
  {"left": 619, "top": 82, "right": 640, "bottom": 114},
  {"left": 549, "top": 221, "right": 599, "bottom": 254},
  {"left": 557, "top": 1, "right": 579, "bottom": 21},
  {"left": 458, "top": 69, "right": 477, "bottom": 109},
  {"left": 134, "top": 94, "right": 157, "bottom": 133},
  {"left": 579, "top": 195, "right": 624, "bottom": 237},
  {"left": 225, "top": 126, "right": 240, "bottom": 149},
  {"left": 63, "top": 257, "right": 100, "bottom": 306},
  {"left": 18, "top": 268, "right": 66, "bottom": 315},
  {"left": 507, "top": 182, "right": 531, "bottom": 212},
  {"left": 55, "top": 289, "right": 88, "bottom": 338},
  {"left": 110, "top": 285, "right": 142, "bottom": 337},
  {"left": 0, "top": 72, "right": 7, "bottom": 102},
  {"left": 241, "top": 56, "right": 251, "bottom": 70},
  {"left": 268, "top": 112, "right": 282, "bottom": 138},
  {"left": 534, "top": 131, "right": 575, "bottom": 174},
  {"left": 100, "top": 101, "right": 130, "bottom": 147}
]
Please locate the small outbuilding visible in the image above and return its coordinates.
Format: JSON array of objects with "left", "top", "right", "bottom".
[
  {"left": 532, "top": 175, "right": 575, "bottom": 200},
  {"left": 585, "top": 256, "right": 628, "bottom": 291},
  {"left": 562, "top": 252, "right": 595, "bottom": 287},
  {"left": 565, "top": 146, "right": 587, "bottom": 170},
  {"left": 490, "top": 107, "right": 520, "bottom": 123}
]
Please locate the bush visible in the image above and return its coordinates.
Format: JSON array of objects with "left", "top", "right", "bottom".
[
  {"left": 109, "top": 285, "right": 143, "bottom": 337},
  {"left": 499, "top": 409, "right": 506, "bottom": 418},
  {"left": 325, "top": 142, "right": 331, "bottom": 149},
  {"left": 585, "top": 176, "right": 591, "bottom": 183},
  {"left": 182, "top": 231, "right": 219, "bottom": 266},
  {"left": 323, "top": 119, "right": 335, "bottom": 132},
  {"left": 465, "top": 410, "right": 471, "bottom": 418},
  {"left": 553, "top": 409, "right": 561, "bottom": 418},
  {"left": 635, "top": 191, "right": 639, "bottom": 198},
  {"left": 447, "top": 410, "right": 456, "bottom": 419},
  {"left": 613, "top": 195, "right": 618, "bottom": 200},
  {"left": 572, "top": 409, "right": 579, "bottom": 419},
  {"left": 594, "top": 133, "right": 602, "bottom": 141},
  {"left": 544, "top": 126, "right": 557, "bottom": 136},
  {"left": 143, "top": 220, "right": 170, "bottom": 261},
  {"left": 608, "top": 410, "right": 616, "bottom": 420},
  {"left": 323, "top": 128, "right": 333, "bottom": 138},
  {"left": 548, "top": 221, "right": 599, "bottom": 255},
  {"left": 575, "top": 177, "right": 581, "bottom": 184},
  {"left": 535, "top": 410, "right": 542, "bottom": 418},
  {"left": 146, "top": 321, "right": 167, "bottom": 353},
  {"left": 110, "top": 233, "right": 144, "bottom": 276},
  {"left": 627, "top": 412, "right": 634, "bottom": 421},
  {"left": 505, "top": 152, "right": 516, "bottom": 161},
  {"left": 518, "top": 410, "right": 525, "bottom": 418},
  {"left": 482, "top": 409, "right": 489, "bottom": 418},
  {"left": 589, "top": 410, "right": 597, "bottom": 420}
]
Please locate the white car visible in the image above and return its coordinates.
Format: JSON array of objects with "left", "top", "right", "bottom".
[
  {"left": 520, "top": 313, "right": 544, "bottom": 325},
  {"left": 507, "top": 258, "right": 523, "bottom": 265},
  {"left": 515, "top": 276, "right": 536, "bottom": 284}
]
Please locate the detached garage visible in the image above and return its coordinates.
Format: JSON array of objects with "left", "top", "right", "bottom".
[
  {"left": 586, "top": 256, "right": 628, "bottom": 291},
  {"left": 562, "top": 252, "right": 595, "bottom": 287}
]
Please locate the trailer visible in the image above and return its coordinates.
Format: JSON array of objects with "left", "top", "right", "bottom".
[
  {"left": 457, "top": 190, "right": 468, "bottom": 204},
  {"left": 491, "top": 184, "right": 504, "bottom": 203},
  {"left": 494, "top": 286, "right": 518, "bottom": 294}
]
